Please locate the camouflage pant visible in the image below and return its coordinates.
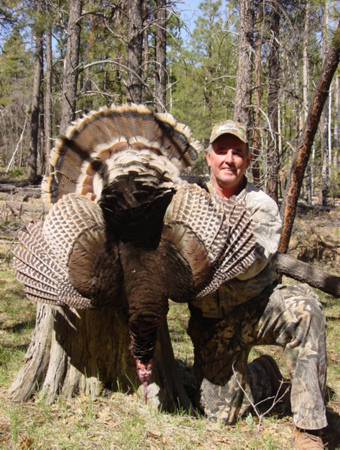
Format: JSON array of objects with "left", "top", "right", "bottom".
[{"left": 188, "top": 283, "right": 327, "bottom": 430}]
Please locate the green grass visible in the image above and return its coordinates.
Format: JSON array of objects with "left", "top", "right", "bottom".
[{"left": 167, "top": 301, "right": 194, "bottom": 365}]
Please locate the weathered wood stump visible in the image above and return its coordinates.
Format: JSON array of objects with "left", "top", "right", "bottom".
[{"left": 8, "top": 302, "right": 192, "bottom": 413}]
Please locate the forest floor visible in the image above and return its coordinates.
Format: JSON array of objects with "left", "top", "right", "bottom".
[{"left": 0, "top": 182, "right": 339, "bottom": 449}]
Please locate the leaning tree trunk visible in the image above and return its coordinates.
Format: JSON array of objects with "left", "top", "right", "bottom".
[
  {"left": 273, "top": 253, "right": 340, "bottom": 298},
  {"left": 8, "top": 301, "right": 192, "bottom": 412}
]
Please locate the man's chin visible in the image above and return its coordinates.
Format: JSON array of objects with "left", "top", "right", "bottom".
[{"left": 219, "top": 175, "right": 237, "bottom": 185}]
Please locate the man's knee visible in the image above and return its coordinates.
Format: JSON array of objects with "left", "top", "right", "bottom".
[
  {"left": 261, "top": 283, "right": 326, "bottom": 348},
  {"left": 290, "top": 284, "right": 324, "bottom": 323},
  {"left": 275, "top": 284, "right": 323, "bottom": 319}
]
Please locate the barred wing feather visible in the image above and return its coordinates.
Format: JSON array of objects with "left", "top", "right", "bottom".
[
  {"left": 162, "top": 183, "right": 256, "bottom": 299},
  {"left": 13, "top": 222, "right": 93, "bottom": 308},
  {"left": 13, "top": 194, "right": 122, "bottom": 309}
]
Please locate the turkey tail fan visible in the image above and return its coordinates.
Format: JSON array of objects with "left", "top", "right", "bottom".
[
  {"left": 163, "top": 183, "right": 256, "bottom": 299},
  {"left": 42, "top": 104, "right": 201, "bottom": 206},
  {"left": 12, "top": 221, "right": 93, "bottom": 309}
]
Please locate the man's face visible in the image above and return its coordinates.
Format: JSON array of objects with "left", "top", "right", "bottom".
[{"left": 206, "top": 134, "right": 252, "bottom": 198}]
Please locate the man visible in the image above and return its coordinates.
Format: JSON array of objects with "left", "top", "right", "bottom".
[{"left": 188, "top": 120, "right": 327, "bottom": 449}]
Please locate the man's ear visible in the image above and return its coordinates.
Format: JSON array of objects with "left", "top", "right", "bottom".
[
  {"left": 246, "top": 152, "right": 253, "bottom": 169},
  {"left": 205, "top": 151, "right": 211, "bottom": 167}
]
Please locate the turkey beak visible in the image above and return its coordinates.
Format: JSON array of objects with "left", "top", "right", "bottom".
[{"left": 136, "top": 359, "right": 152, "bottom": 404}]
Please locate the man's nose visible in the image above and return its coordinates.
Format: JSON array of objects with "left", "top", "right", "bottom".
[{"left": 224, "top": 150, "right": 234, "bottom": 164}]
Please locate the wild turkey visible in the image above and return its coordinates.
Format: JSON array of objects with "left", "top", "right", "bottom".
[{"left": 12, "top": 104, "right": 256, "bottom": 401}]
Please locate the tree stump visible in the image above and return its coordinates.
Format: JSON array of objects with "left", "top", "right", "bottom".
[{"left": 8, "top": 302, "right": 192, "bottom": 413}]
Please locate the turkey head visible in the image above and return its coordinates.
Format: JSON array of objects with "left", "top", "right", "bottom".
[{"left": 12, "top": 104, "right": 256, "bottom": 401}]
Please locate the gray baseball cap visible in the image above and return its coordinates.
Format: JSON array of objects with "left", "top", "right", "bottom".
[{"left": 209, "top": 120, "right": 248, "bottom": 144}]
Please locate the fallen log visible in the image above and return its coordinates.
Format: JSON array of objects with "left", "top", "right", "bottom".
[
  {"left": 0, "top": 184, "right": 18, "bottom": 193},
  {"left": 273, "top": 252, "right": 340, "bottom": 298},
  {"left": 0, "top": 185, "right": 41, "bottom": 198}
]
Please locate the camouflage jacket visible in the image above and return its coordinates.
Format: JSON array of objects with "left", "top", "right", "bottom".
[{"left": 192, "top": 179, "right": 282, "bottom": 318}]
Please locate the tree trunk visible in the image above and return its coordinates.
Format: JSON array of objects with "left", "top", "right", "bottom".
[
  {"left": 321, "top": 97, "right": 329, "bottom": 206},
  {"left": 9, "top": 0, "right": 194, "bottom": 409},
  {"left": 44, "top": 23, "right": 52, "bottom": 177},
  {"left": 28, "top": 30, "right": 43, "bottom": 183},
  {"left": 279, "top": 22, "right": 340, "bottom": 254},
  {"left": 127, "top": 0, "right": 143, "bottom": 104},
  {"left": 335, "top": 75, "right": 339, "bottom": 153},
  {"left": 60, "top": 0, "right": 82, "bottom": 135},
  {"left": 328, "top": 83, "right": 332, "bottom": 180},
  {"left": 8, "top": 302, "right": 192, "bottom": 411},
  {"left": 265, "top": 4, "right": 280, "bottom": 203},
  {"left": 203, "top": 3, "right": 215, "bottom": 127},
  {"left": 155, "top": 0, "right": 167, "bottom": 112},
  {"left": 303, "top": 0, "right": 312, "bottom": 205},
  {"left": 233, "top": 0, "right": 254, "bottom": 128},
  {"left": 252, "top": 0, "right": 263, "bottom": 187},
  {"left": 334, "top": 75, "right": 339, "bottom": 183},
  {"left": 142, "top": 0, "right": 149, "bottom": 87},
  {"left": 302, "top": 0, "right": 310, "bottom": 122},
  {"left": 320, "top": 3, "right": 329, "bottom": 207}
]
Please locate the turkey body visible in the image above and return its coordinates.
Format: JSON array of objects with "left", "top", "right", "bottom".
[{"left": 13, "top": 104, "right": 256, "bottom": 397}]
